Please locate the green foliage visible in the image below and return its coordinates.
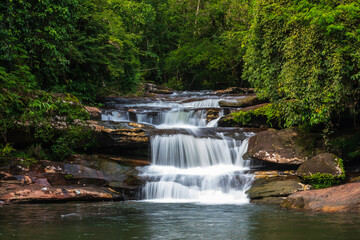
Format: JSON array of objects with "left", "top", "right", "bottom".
[
  {"left": 329, "top": 131, "right": 360, "bottom": 162},
  {"left": 302, "top": 173, "right": 344, "bottom": 189},
  {"left": 0, "top": 143, "right": 14, "bottom": 159},
  {"left": 51, "top": 125, "right": 95, "bottom": 161},
  {"left": 302, "top": 158, "right": 345, "bottom": 189},
  {"left": 230, "top": 104, "right": 283, "bottom": 127},
  {"left": 157, "top": 0, "right": 253, "bottom": 89},
  {"left": 65, "top": 174, "right": 74, "bottom": 180},
  {"left": 244, "top": 0, "right": 360, "bottom": 128}
]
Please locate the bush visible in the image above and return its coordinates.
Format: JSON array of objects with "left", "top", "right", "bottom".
[
  {"left": 301, "top": 158, "right": 345, "bottom": 189},
  {"left": 230, "top": 104, "right": 283, "bottom": 128}
]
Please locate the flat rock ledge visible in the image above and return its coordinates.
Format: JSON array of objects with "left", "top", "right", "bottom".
[
  {"left": 0, "top": 184, "right": 121, "bottom": 204},
  {"left": 282, "top": 183, "right": 360, "bottom": 212}
]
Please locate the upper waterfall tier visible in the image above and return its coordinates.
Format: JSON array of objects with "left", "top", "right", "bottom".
[{"left": 151, "top": 134, "right": 250, "bottom": 168}]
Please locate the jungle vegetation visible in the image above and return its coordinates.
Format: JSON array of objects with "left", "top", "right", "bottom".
[{"left": 1, "top": 0, "right": 360, "bottom": 161}]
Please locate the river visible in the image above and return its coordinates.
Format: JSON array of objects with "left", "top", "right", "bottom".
[
  {"left": 1, "top": 91, "right": 360, "bottom": 239},
  {"left": 1, "top": 202, "right": 360, "bottom": 240}
]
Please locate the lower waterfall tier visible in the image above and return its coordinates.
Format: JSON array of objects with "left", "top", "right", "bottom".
[{"left": 139, "top": 165, "right": 253, "bottom": 204}]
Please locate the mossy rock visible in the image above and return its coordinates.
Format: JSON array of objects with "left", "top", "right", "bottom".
[
  {"left": 297, "top": 153, "right": 345, "bottom": 189},
  {"left": 218, "top": 103, "right": 272, "bottom": 128},
  {"left": 219, "top": 96, "right": 265, "bottom": 108}
]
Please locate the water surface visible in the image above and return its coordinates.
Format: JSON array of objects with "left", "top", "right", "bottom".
[{"left": 1, "top": 202, "right": 359, "bottom": 240}]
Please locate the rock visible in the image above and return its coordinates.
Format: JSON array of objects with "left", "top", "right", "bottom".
[
  {"left": 67, "top": 154, "right": 148, "bottom": 199},
  {"left": 282, "top": 183, "right": 360, "bottom": 212},
  {"left": 0, "top": 155, "right": 146, "bottom": 202},
  {"left": 218, "top": 103, "right": 270, "bottom": 128},
  {"left": 143, "top": 83, "right": 174, "bottom": 94},
  {"left": 349, "top": 176, "right": 360, "bottom": 183},
  {"left": 219, "top": 96, "right": 265, "bottom": 108},
  {"left": 87, "top": 120, "right": 149, "bottom": 155},
  {"left": 247, "top": 179, "right": 306, "bottom": 199},
  {"left": 214, "top": 87, "right": 255, "bottom": 94},
  {"left": 247, "top": 128, "right": 319, "bottom": 165},
  {"left": 296, "top": 153, "right": 344, "bottom": 177},
  {"left": 253, "top": 170, "right": 296, "bottom": 179},
  {"left": 252, "top": 197, "right": 286, "bottom": 205},
  {"left": 84, "top": 106, "right": 102, "bottom": 120},
  {"left": 206, "top": 109, "right": 220, "bottom": 122},
  {"left": 0, "top": 184, "right": 122, "bottom": 204}
]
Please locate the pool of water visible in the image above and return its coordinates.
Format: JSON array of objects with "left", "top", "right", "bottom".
[{"left": 1, "top": 202, "right": 360, "bottom": 240}]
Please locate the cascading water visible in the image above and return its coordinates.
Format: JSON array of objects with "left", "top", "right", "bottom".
[
  {"left": 102, "top": 93, "right": 255, "bottom": 204},
  {"left": 140, "top": 134, "right": 253, "bottom": 204}
]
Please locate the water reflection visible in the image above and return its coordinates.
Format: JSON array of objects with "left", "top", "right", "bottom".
[{"left": 0, "top": 202, "right": 360, "bottom": 240}]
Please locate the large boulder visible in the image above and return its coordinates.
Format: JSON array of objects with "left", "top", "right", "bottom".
[
  {"left": 296, "top": 153, "right": 344, "bottom": 177},
  {"left": 247, "top": 128, "right": 320, "bottom": 165},
  {"left": 282, "top": 183, "right": 360, "bottom": 212},
  {"left": 219, "top": 96, "right": 265, "bottom": 108}
]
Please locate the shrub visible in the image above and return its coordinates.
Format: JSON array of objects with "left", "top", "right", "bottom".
[
  {"left": 302, "top": 158, "right": 345, "bottom": 189},
  {"left": 230, "top": 104, "right": 283, "bottom": 128}
]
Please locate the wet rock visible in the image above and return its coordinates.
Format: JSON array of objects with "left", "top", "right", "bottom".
[
  {"left": 253, "top": 170, "right": 296, "bottom": 179},
  {"left": 296, "top": 153, "right": 344, "bottom": 177},
  {"left": 87, "top": 120, "right": 149, "bottom": 155},
  {"left": 84, "top": 106, "right": 102, "bottom": 120},
  {"left": 206, "top": 109, "right": 220, "bottom": 122},
  {"left": 252, "top": 197, "right": 286, "bottom": 205},
  {"left": 219, "top": 96, "right": 265, "bottom": 108},
  {"left": 67, "top": 154, "right": 148, "bottom": 199},
  {"left": 0, "top": 184, "right": 121, "bottom": 204},
  {"left": 247, "top": 179, "right": 306, "bottom": 199},
  {"left": 0, "top": 155, "right": 145, "bottom": 202},
  {"left": 247, "top": 128, "right": 319, "bottom": 165},
  {"left": 282, "top": 183, "right": 360, "bottom": 212}
]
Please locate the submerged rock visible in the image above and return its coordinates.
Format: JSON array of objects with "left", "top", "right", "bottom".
[{"left": 282, "top": 183, "right": 360, "bottom": 212}]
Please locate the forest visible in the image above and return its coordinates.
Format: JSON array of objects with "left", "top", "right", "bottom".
[{"left": 1, "top": 0, "right": 360, "bottom": 161}]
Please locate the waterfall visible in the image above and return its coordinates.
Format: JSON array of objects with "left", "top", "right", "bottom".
[
  {"left": 102, "top": 92, "right": 255, "bottom": 204},
  {"left": 140, "top": 133, "right": 253, "bottom": 204}
]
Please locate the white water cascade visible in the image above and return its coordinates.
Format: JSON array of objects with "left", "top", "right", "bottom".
[
  {"left": 140, "top": 135, "right": 253, "bottom": 204},
  {"left": 102, "top": 92, "right": 255, "bottom": 204}
]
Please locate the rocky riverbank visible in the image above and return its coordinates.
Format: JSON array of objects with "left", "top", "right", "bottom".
[{"left": 1, "top": 86, "right": 359, "bottom": 212}]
